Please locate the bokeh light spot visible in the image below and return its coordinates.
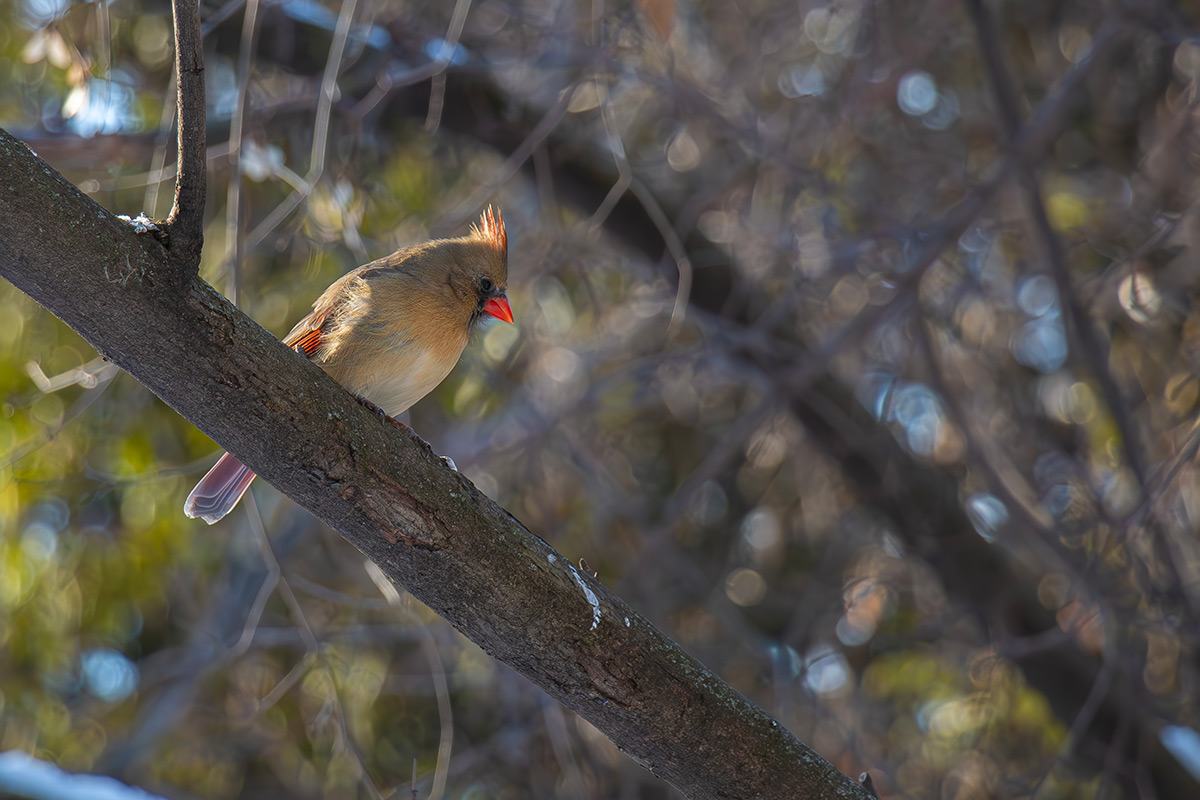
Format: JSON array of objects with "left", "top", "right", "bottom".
[
  {"left": 965, "top": 493, "right": 1008, "bottom": 542},
  {"left": 724, "top": 568, "right": 767, "bottom": 606},
  {"left": 897, "top": 71, "right": 938, "bottom": 116},
  {"left": 804, "top": 644, "right": 850, "bottom": 696},
  {"left": 1013, "top": 317, "right": 1068, "bottom": 374},
  {"left": 82, "top": 649, "right": 139, "bottom": 703}
]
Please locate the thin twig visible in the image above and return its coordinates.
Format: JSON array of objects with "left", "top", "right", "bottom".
[
  {"left": 964, "top": 0, "right": 1199, "bottom": 629},
  {"left": 594, "top": 80, "right": 692, "bottom": 331},
  {"left": 424, "top": 0, "right": 474, "bottom": 133},
  {"left": 233, "top": 0, "right": 359, "bottom": 267},
  {"left": 1028, "top": 650, "right": 1117, "bottom": 800},
  {"left": 244, "top": 498, "right": 386, "bottom": 800},
  {"left": 784, "top": 18, "right": 1123, "bottom": 396},
  {"left": 859, "top": 772, "right": 880, "bottom": 800},
  {"left": 224, "top": 0, "right": 262, "bottom": 304},
  {"left": 436, "top": 81, "right": 578, "bottom": 236},
  {"left": 229, "top": 494, "right": 281, "bottom": 658},
  {"left": 165, "top": 0, "right": 207, "bottom": 271},
  {"left": 366, "top": 563, "right": 453, "bottom": 800},
  {"left": 143, "top": 71, "right": 179, "bottom": 218},
  {"left": 963, "top": 0, "right": 1145, "bottom": 484},
  {"left": 543, "top": 700, "right": 589, "bottom": 800}
]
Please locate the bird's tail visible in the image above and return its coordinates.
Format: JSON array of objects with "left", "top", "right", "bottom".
[{"left": 184, "top": 452, "right": 257, "bottom": 524}]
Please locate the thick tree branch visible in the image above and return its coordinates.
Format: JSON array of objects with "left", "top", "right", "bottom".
[
  {"left": 0, "top": 127, "right": 871, "bottom": 800},
  {"left": 164, "top": 0, "right": 206, "bottom": 273}
]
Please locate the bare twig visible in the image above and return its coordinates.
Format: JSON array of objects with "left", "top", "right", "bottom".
[
  {"left": 424, "top": 0, "right": 474, "bottom": 133},
  {"left": 366, "top": 564, "right": 454, "bottom": 800},
  {"left": 224, "top": 0, "right": 262, "bottom": 304},
  {"left": 164, "top": 0, "right": 207, "bottom": 272},
  {"left": 963, "top": 0, "right": 1144, "bottom": 484},
  {"left": 143, "top": 71, "right": 179, "bottom": 218},
  {"left": 963, "top": 0, "right": 1199, "bottom": 633},
  {"left": 436, "top": 81, "right": 578, "bottom": 235},
  {"left": 246, "top": 499, "right": 386, "bottom": 800},
  {"left": 594, "top": 84, "right": 693, "bottom": 331},
  {"left": 231, "top": 0, "right": 360, "bottom": 271}
]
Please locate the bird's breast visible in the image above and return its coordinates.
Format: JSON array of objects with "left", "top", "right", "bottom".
[
  {"left": 355, "top": 344, "right": 462, "bottom": 418},
  {"left": 322, "top": 322, "right": 469, "bottom": 418},
  {"left": 312, "top": 277, "right": 474, "bottom": 418}
]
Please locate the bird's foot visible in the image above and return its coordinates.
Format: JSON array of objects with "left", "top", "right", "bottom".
[
  {"left": 354, "top": 394, "right": 409, "bottom": 430},
  {"left": 353, "top": 397, "right": 454, "bottom": 469}
]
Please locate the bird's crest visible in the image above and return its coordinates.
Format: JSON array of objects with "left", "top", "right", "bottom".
[{"left": 471, "top": 206, "right": 507, "bottom": 255}]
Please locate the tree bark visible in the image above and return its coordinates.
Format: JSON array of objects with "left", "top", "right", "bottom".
[
  {"left": 0, "top": 127, "right": 872, "bottom": 800},
  {"left": 163, "top": 0, "right": 206, "bottom": 272}
]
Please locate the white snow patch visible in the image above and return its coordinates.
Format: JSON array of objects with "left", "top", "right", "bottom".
[
  {"left": 0, "top": 749, "right": 168, "bottom": 800},
  {"left": 569, "top": 566, "right": 601, "bottom": 631},
  {"left": 117, "top": 212, "right": 159, "bottom": 233},
  {"left": 548, "top": 553, "right": 600, "bottom": 631}
]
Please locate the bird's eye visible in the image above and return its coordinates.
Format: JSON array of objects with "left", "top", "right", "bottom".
[{"left": 480, "top": 277, "right": 494, "bottom": 294}]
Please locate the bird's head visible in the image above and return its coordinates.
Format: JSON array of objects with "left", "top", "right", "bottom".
[{"left": 450, "top": 207, "right": 513, "bottom": 327}]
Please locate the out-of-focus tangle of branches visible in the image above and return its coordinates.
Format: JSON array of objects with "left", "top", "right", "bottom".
[{"left": 3, "top": 0, "right": 1200, "bottom": 797}]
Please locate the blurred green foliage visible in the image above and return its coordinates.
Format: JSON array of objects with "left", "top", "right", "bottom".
[{"left": 4, "top": 0, "right": 1200, "bottom": 798}]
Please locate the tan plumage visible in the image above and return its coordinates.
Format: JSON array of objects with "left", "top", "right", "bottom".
[{"left": 185, "top": 208, "right": 512, "bottom": 524}]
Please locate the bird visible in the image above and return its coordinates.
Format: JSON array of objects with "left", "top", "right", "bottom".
[{"left": 184, "top": 208, "right": 513, "bottom": 524}]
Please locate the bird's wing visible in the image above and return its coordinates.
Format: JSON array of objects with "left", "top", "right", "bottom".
[
  {"left": 282, "top": 254, "right": 416, "bottom": 357},
  {"left": 282, "top": 277, "right": 349, "bottom": 356},
  {"left": 287, "top": 326, "right": 325, "bottom": 356}
]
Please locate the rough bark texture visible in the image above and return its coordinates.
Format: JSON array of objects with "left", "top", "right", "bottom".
[{"left": 0, "top": 128, "right": 872, "bottom": 800}]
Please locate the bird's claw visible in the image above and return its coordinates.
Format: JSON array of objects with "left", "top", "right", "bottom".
[
  {"left": 441, "top": 456, "right": 458, "bottom": 472},
  {"left": 355, "top": 394, "right": 408, "bottom": 430}
]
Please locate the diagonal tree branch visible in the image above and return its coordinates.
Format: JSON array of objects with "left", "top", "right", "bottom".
[{"left": 0, "top": 127, "right": 871, "bottom": 800}]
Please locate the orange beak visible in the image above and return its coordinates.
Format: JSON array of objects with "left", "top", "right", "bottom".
[{"left": 482, "top": 295, "right": 514, "bottom": 325}]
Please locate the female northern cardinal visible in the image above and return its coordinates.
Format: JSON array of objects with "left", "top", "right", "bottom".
[{"left": 184, "top": 208, "right": 513, "bottom": 524}]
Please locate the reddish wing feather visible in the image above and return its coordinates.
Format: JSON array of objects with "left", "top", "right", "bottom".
[
  {"left": 283, "top": 301, "right": 335, "bottom": 356},
  {"left": 289, "top": 327, "right": 324, "bottom": 356}
]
